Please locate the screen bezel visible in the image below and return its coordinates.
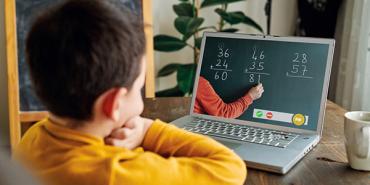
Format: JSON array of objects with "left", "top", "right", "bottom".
[{"left": 189, "top": 32, "right": 335, "bottom": 135}]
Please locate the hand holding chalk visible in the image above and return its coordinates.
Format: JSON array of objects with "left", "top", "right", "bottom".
[{"left": 247, "top": 83, "right": 264, "bottom": 100}]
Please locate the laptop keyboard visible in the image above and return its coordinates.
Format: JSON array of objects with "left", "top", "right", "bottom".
[{"left": 182, "top": 118, "right": 299, "bottom": 148}]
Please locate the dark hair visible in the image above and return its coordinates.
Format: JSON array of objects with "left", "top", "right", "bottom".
[{"left": 26, "top": 0, "right": 145, "bottom": 120}]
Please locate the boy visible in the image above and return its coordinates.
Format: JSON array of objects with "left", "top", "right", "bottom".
[{"left": 15, "top": 0, "right": 247, "bottom": 185}]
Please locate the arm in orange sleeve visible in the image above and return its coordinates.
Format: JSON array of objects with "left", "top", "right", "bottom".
[
  {"left": 114, "top": 120, "right": 246, "bottom": 185},
  {"left": 196, "top": 77, "right": 253, "bottom": 118}
]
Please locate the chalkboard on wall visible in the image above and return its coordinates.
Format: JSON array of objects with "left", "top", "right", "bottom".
[
  {"left": 196, "top": 33, "right": 334, "bottom": 131},
  {"left": 5, "top": 0, "right": 154, "bottom": 149},
  {"left": 16, "top": 0, "right": 143, "bottom": 111}
]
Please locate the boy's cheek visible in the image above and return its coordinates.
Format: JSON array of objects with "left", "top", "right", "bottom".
[
  {"left": 133, "top": 96, "right": 144, "bottom": 117},
  {"left": 120, "top": 98, "right": 143, "bottom": 123},
  {"left": 138, "top": 99, "right": 144, "bottom": 115},
  {"left": 135, "top": 91, "right": 144, "bottom": 115}
]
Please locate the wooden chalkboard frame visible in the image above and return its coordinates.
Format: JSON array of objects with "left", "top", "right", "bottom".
[{"left": 5, "top": 0, "right": 155, "bottom": 150}]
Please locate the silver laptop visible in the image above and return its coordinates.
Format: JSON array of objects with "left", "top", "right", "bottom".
[{"left": 171, "top": 32, "right": 335, "bottom": 174}]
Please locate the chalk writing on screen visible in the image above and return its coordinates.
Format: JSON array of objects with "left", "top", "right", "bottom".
[
  {"left": 286, "top": 53, "right": 313, "bottom": 79},
  {"left": 210, "top": 43, "right": 232, "bottom": 80},
  {"left": 244, "top": 46, "right": 270, "bottom": 83}
]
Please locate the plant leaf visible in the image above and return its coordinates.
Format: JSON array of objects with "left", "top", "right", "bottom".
[
  {"left": 174, "top": 17, "right": 204, "bottom": 41},
  {"left": 221, "top": 28, "right": 239, "bottom": 32},
  {"left": 177, "top": 64, "right": 196, "bottom": 94},
  {"left": 215, "top": 8, "right": 244, "bottom": 25},
  {"left": 201, "top": 0, "right": 244, "bottom": 8},
  {"left": 173, "top": 3, "right": 194, "bottom": 17},
  {"left": 157, "top": 63, "right": 182, "bottom": 77},
  {"left": 195, "top": 37, "right": 203, "bottom": 49},
  {"left": 215, "top": 9, "right": 264, "bottom": 33},
  {"left": 154, "top": 35, "right": 187, "bottom": 52},
  {"left": 155, "top": 85, "right": 185, "bottom": 97},
  {"left": 242, "top": 15, "right": 264, "bottom": 33}
]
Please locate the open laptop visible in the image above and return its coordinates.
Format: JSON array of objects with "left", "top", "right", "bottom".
[{"left": 171, "top": 32, "right": 335, "bottom": 174}]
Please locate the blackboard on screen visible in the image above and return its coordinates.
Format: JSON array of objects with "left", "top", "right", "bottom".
[{"left": 198, "top": 34, "right": 333, "bottom": 131}]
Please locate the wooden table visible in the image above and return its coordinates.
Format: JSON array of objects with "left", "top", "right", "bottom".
[{"left": 142, "top": 97, "right": 370, "bottom": 185}]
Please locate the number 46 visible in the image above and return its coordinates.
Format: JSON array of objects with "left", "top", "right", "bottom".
[{"left": 252, "top": 48, "right": 264, "bottom": 60}]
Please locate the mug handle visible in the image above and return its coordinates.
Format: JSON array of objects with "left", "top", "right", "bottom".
[{"left": 356, "top": 127, "right": 370, "bottom": 158}]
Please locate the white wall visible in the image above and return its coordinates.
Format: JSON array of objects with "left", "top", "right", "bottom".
[
  {"left": 363, "top": 17, "right": 370, "bottom": 111},
  {"left": 271, "top": 0, "right": 298, "bottom": 36},
  {"left": 334, "top": 0, "right": 370, "bottom": 111},
  {"left": 0, "top": 0, "right": 10, "bottom": 148},
  {"left": 153, "top": 0, "right": 298, "bottom": 92}
]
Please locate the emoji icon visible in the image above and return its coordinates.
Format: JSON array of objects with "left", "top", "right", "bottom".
[
  {"left": 292, "top": 114, "right": 305, "bottom": 126},
  {"left": 256, "top": 111, "right": 263, "bottom": 118},
  {"left": 266, "top": 112, "right": 273, "bottom": 119}
]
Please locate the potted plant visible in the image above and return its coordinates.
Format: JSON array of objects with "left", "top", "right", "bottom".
[{"left": 154, "top": 0, "right": 263, "bottom": 97}]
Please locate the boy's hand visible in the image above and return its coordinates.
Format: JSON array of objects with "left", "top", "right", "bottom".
[
  {"left": 247, "top": 83, "right": 264, "bottom": 100},
  {"left": 105, "top": 116, "right": 153, "bottom": 150}
]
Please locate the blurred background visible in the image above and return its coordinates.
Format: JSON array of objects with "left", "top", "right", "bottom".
[{"left": 152, "top": 0, "right": 370, "bottom": 114}]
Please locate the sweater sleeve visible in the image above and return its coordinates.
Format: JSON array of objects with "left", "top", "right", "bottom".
[
  {"left": 115, "top": 120, "right": 246, "bottom": 185},
  {"left": 196, "top": 76, "right": 253, "bottom": 118}
]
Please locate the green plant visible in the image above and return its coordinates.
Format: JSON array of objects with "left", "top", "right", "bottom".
[{"left": 154, "top": 0, "right": 263, "bottom": 97}]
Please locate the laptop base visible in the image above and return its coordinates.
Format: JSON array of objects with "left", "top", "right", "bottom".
[{"left": 171, "top": 115, "right": 319, "bottom": 174}]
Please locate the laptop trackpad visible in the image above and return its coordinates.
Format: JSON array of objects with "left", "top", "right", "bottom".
[{"left": 219, "top": 140, "right": 242, "bottom": 150}]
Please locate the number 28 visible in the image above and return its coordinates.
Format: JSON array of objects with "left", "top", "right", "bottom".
[{"left": 293, "top": 53, "right": 308, "bottom": 63}]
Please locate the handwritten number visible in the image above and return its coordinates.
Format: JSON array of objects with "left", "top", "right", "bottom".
[
  {"left": 252, "top": 47, "right": 257, "bottom": 60},
  {"left": 302, "top": 65, "right": 308, "bottom": 76},
  {"left": 224, "top": 49, "right": 230, "bottom": 58},
  {"left": 214, "top": 43, "right": 230, "bottom": 80},
  {"left": 218, "top": 48, "right": 223, "bottom": 58},
  {"left": 221, "top": 72, "right": 228, "bottom": 80},
  {"left": 302, "top": 53, "right": 307, "bottom": 63},
  {"left": 249, "top": 62, "right": 256, "bottom": 70},
  {"left": 216, "top": 59, "right": 221, "bottom": 66},
  {"left": 257, "top": 62, "right": 264, "bottom": 71},
  {"left": 249, "top": 74, "right": 254, "bottom": 82},
  {"left": 293, "top": 53, "right": 299, "bottom": 63},
  {"left": 259, "top": 51, "right": 265, "bottom": 60},
  {"left": 291, "top": 65, "right": 299, "bottom": 73},
  {"left": 223, "top": 60, "right": 228, "bottom": 68}
]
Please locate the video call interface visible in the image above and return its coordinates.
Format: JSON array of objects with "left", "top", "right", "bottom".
[{"left": 193, "top": 36, "right": 330, "bottom": 131}]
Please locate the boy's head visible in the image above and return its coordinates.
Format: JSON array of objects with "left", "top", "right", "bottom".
[{"left": 26, "top": 0, "right": 146, "bottom": 126}]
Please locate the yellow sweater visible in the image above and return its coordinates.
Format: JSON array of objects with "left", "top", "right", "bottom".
[{"left": 15, "top": 119, "right": 246, "bottom": 185}]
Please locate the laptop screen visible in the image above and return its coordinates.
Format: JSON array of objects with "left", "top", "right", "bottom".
[{"left": 192, "top": 33, "right": 334, "bottom": 131}]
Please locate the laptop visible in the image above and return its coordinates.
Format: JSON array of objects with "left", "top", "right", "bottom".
[{"left": 171, "top": 32, "right": 335, "bottom": 174}]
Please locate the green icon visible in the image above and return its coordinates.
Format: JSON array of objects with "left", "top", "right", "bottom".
[{"left": 256, "top": 111, "right": 263, "bottom": 118}]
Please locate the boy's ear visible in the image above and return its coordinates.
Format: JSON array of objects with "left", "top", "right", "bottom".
[{"left": 102, "top": 88, "right": 127, "bottom": 121}]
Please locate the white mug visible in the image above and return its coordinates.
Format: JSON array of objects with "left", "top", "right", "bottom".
[{"left": 344, "top": 111, "right": 370, "bottom": 171}]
